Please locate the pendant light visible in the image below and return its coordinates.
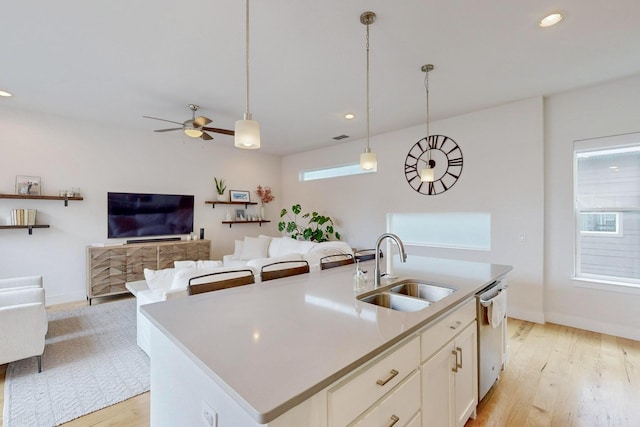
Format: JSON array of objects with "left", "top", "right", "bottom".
[
  {"left": 235, "top": 0, "right": 260, "bottom": 149},
  {"left": 359, "top": 11, "right": 377, "bottom": 171},
  {"left": 420, "top": 64, "right": 435, "bottom": 182}
]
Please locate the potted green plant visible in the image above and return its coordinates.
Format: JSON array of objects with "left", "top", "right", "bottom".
[
  {"left": 214, "top": 177, "right": 227, "bottom": 201},
  {"left": 278, "top": 204, "right": 341, "bottom": 242}
]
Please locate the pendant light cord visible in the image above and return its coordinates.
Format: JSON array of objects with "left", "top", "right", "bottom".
[
  {"left": 365, "top": 22, "right": 371, "bottom": 151},
  {"left": 424, "top": 67, "right": 430, "bottom": 162},
  {"left": 245, "top": 0, "right": 251, "bottom": 117}
]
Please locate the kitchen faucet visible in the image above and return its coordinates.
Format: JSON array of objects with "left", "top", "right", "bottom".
[{"left": 374, "top": 233, "right": 407, "bottom": 288}]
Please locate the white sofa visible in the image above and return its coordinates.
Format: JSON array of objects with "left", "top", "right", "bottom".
[
  {"left": 0, "top": 276, "right": 48, "bottom": 372},
  {"left": 223, "top": 235, "right": 353, "bottom": 272},
  {"left": 127, "top": 236, "right": 352, "bottom": 356}
]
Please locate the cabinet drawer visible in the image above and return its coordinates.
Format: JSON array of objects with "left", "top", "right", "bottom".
[
  {"left": 329, "top": 336, "right": 420, "bottom": 427},
  {"left": 421, "top": 298, "right": 475, "bottom": 361},
  {"left": 353, "top": 371, "right": 420, "bottom": 427}
]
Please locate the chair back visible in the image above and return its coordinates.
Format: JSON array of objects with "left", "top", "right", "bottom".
[
  {"left": 261, "top": 260, "right": 310, "bottom": 282},
  {"left": 354, "top": 249, "right": 383, "bottom": 262},
  {"left": 320, "top": 253, "right": 355, "bottom": 270},
  {"left": 187, "top": 269, "right": 255, "bottom": 295}
]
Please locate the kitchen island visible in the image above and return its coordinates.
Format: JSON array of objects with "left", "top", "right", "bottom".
[{"left": 142, "top": 255, "right": 512, "bottom": 426}]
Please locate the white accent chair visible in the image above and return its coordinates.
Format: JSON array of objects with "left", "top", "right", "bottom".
[{"left": 0, "top": 276, "right": 48, "bottom": 372}]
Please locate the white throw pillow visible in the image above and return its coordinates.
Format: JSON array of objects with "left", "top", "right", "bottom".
[
  {"left": 280, "top": 237, "right": 317, "bottom": 255},
  {"left": 240, "top": 236, "right": 271, "bottom": 260},
  {"left": 247, "top": 253, "right": 302, "bottom": 271},
  {"left": 267, "top": 237, "right": 285, "bottom": 258},
  {"left": 196, "top": 260, "right": 223, "bottom": 269},
  {"left": 143, "top": 268, "right": 176, "bottom": 291},
  {"left": 174, "top": 260, "right": 196, "bottom": 269},
  {"left": 233, "top": 240, "right": 244, "bottom": 259}
]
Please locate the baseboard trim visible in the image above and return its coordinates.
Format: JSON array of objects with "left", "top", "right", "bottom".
[
  {"left": 507, "top": 307, "right": 545, "bottom": 324},
  {"left": 544, "top": 311, "right": 640, "bottom": 341}
]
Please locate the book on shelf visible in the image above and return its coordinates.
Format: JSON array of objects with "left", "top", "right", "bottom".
[{"left": 10, "top": 209, "right": 37, "bottom": 226}]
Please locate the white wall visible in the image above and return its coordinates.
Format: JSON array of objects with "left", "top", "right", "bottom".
[
  {"left": 544, "top": 73, "right": 640, "bottom": 340},
  {"left": 282, "top": 97, "right": 545, "bottom": 323},
  {"left": 0, "top": 106, "right": 281, "bottom": 304}
]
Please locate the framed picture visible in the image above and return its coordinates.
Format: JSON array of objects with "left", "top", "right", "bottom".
[
  {"left": 15, "top": 175, "right": 41, "bottom": 195},
  {"left": 235, "top": 209, "right": 246, "bottom": 221},
  {"left": 230, "top": 190, "right": 250, "bottom": 203}
]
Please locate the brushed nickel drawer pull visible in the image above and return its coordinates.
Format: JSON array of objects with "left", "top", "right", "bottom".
[
  {"left": 449, "top": 320, "right": 462, "bottom": 330},
  {"left": 451, "top": 350, "right": 459, "bottom": 372},
  {"left": 376, "top": 369, "right": 399, "bottom": 386},
  {"left": 456, "top": 346, "right": 463, "bottom": 369},
  {"left": 386, "top": 415, "right": 400, "bottom": 427}
]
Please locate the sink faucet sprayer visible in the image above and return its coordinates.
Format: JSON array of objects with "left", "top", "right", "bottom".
[{"left": 374, "top": 233, "right": 407, "bottom": 288}]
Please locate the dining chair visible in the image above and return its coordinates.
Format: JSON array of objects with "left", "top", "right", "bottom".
[
  {"left": 354, "top": 248, "right": 383, "bottom": 262},
  {"left": 320, "top": 253, "right": 355, "bottom": 270},
  {"left": 187, "top": 269, "right": 255, "bottom": 295},
  {"left": 260, "top": 260, "right": 310, "bottom": 282}
]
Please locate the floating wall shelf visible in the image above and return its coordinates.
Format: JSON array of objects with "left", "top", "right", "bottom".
[
  {"left": 222, "top": 220, "right": 270, "bottom": 228},
  {"left": 205, "top": 201, "right": 257, "bottom": 209}
]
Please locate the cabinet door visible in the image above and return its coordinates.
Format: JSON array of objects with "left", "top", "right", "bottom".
[
  {"left": 126, "top": 245, "right": 158, "bottom": 282},
  {"left": 421, "top": 342, "right": 454, "bottom": 427},
  {"left": 453, "top": 321, "right": 477, "bottom": 427}
]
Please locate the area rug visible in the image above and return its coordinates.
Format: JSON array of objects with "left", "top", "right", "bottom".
[{"left": 3, "top": 297, "right": 149, "bottom": 426}]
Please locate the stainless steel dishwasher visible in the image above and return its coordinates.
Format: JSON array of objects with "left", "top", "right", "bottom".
[{"left": 476, "top": 279, "right": 507, "bottom": 401}]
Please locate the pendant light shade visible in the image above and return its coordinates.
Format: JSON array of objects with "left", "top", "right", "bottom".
[
  {"left": 359, "top": 11, "right": 377, "bottom": 171},
  {"left": 235, "top": 114, "right": 260, "bottom": 149},
  {"left": 360, "top": 150, "right": 377, "bottom": 171},
  {"left": 235, "top": 0, "right": 261, "bottom": 149}
]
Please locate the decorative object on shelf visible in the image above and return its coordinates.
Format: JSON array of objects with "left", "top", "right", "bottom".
[
  {"left": 234, "top": 0, "right": 260, "bottom": 150},
  {"left": 230, "top": 190, "right": 250, "bottom": 203},
  {"left": 278, "top": 203, "right": 341, "bottom": 242},
  {"left": 214, "top": 177, "right": 227, "bottom": 201},
  {"left": 15, "top": 175, "right": 41, "bottom": 195},
  {"left": 225, "top": 209, "right": 232, "bottom": 221},
  {"left": 255, "top": 185, "right": 274, "bottom": 220},
  {"left": 404, "top": 64, "right": 463, "bottom": 195},
  {"left": 10, "top": 209, "right": 37, "bottom": 226},
  {"left": 235, "top": 209, "right": 246, "bottom": 221},
  {"left": 359, "top": 11, "right": 377, "bottom": 171}
]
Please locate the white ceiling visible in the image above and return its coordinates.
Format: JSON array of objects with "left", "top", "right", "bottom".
[{"left": 4, "top": 0, "right": 640, "bottom": 156}]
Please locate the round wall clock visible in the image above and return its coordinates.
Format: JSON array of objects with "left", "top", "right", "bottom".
[{"left": 404, "top": 134, "right": 463, "bottom": 195}]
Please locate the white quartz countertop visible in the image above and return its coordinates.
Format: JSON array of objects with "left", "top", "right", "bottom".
[{"left": 142, "top": 255, "right": 512, "bottom": 423}]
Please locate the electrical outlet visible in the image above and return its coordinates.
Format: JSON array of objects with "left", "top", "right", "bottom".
[{"left": 201, "top": 401, "right": 217, "bottom": 427}]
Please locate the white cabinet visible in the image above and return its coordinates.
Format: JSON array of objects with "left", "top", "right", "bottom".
[
  {"left": 420, "top": 299, "right": 478, "bottom": 427},
  {"left": 353, "top": 371, "right": 420, "bottom": 427},
  {"left": 328, "top": 336, "right": 420, "bottom": 426}
]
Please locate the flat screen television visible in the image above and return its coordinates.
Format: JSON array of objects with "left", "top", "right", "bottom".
[{"left": 107, "top": 192, "right": 194, "bottom": 239}]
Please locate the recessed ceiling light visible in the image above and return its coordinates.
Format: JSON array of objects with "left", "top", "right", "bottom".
[
  {"left": 539, "top": 12, "right": 564, "bottom": 28},
  {"left": 0, "top": 89, "right": 12, "bottom": 97},
  {"left": 344, "top": 113, "right": 355, "bottom": 120}
]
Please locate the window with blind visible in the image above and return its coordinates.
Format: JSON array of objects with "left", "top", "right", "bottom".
[{"left": 574, "top": 133, "right": 640, "bottom": 287}]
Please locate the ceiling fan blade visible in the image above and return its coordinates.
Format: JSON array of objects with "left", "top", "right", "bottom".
[
  {"left": 201, "top": 132, "right": 214, "bottom": 141},
  {"left": 193, "top": 116, "right": 212, "bottom": 127},
  {"left": 154, "top": 128, "right": 183, "bottom": 132},
  {"left": 202, "top": 127, "right": 235, "bottom": 136},
  {"left": 143, "top": 116, "right": 184, "bottom": 125}
]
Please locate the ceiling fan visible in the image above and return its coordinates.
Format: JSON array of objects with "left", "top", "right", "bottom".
[{"left": 143, "top": 104, "right": 235, "bottom": 140}]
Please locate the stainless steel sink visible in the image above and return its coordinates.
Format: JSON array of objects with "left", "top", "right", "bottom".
[
  {"left": 388, "top": 281, "right": 454, "bottom": 302},
  {"left": 358, "top": 292, "right": 430, "bottom": 312}
]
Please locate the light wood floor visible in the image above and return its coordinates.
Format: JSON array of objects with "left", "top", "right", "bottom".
[{"left": 2, "top": 304, "right": 639, "bottom": 426}]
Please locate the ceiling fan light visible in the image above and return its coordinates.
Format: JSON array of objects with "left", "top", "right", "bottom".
[
  {"left": 234, "top": 118, "right": 261, "bottom": 149},
  {"left": 360, "top": 150, "right": 377, "bottom": 171},
  {"left": 184, "top": 127, "right": 203, "bottom": 138},
  {"left": 420, "top": 167, "right": 435, "bottom": 182}
]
